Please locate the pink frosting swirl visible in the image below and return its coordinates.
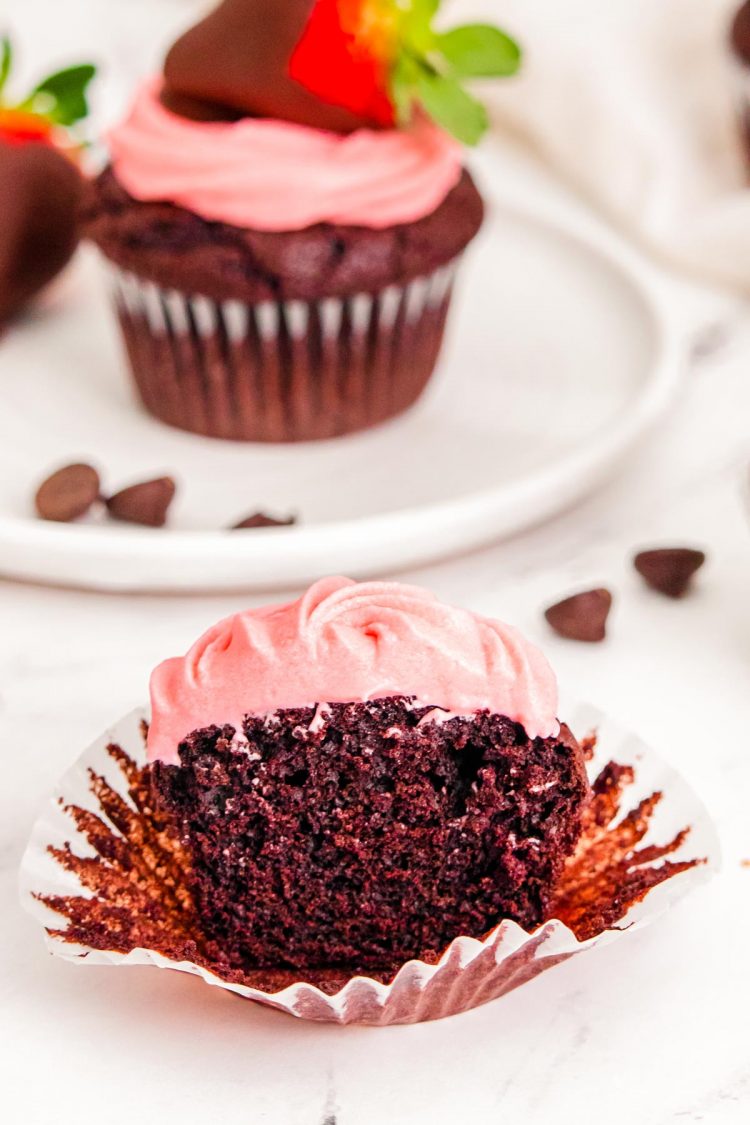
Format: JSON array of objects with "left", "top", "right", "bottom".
[
  {"left": 108, "top": 80, "right": 463, "bottom": 232},
  {"left": 147, "top": 577, "right": 559, "bottom": 764}
]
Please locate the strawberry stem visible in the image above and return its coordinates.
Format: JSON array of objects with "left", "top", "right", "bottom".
[
  {"left": 0, "top": 35, "right": 96, "bottom": 136},
  {"left": 388, "top": 2, "right": 522, "bottom": 144}
]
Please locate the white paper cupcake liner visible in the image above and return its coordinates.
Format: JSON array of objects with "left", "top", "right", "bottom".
[
  {"left": 104, "top": 259, "right": 459, "bottom": 442},
  {"left": 110, "top": 265, "right": 457, "bottom": 341},
  {"left": 20, "top": 702, "right": 719, "bottom": 1026}
]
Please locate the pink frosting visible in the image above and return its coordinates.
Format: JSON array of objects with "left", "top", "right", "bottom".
[
  {"left": 147, "top": 577, "right": 559, "bottom": 764},
  {"left": 108, "top": 80, "right": 463, "bottom": 232}
]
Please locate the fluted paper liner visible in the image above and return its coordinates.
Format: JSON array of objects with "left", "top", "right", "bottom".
[
  {"left": 107, "top": 260, "right": 458, "bottom": 442},
  {"left": 20, "top": 702, "right": 719, "bottom": 1025}
]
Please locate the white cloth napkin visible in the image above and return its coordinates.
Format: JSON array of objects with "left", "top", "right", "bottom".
[{"left": 453, "top": 0, "right": 750, "bottom": 291}]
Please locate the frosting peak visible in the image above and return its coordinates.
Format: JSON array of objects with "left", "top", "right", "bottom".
[
  {"left": 108, "top": 80, "right": 462, "bottom": 232},
  {"left": 147, "top": 577, "right": 559, "bottom": 764}
]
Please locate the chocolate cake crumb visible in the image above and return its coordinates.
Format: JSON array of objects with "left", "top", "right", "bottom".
[{"left": 150, "top": 698, "right": 590, "bottom": 973}]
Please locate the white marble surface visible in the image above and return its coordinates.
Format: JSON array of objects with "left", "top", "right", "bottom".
[
  {"left": 3, "top": 227, "right": 750, "bottom": 1124},
  {"left": 3, "top": 2, "right": 750, "bottom": 1122}
]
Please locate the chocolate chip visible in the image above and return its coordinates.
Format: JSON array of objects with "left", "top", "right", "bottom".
[
  {"left": 545, "top": 589, "right": 613, "bottom": 642},
  {"left": 231, "top": 512, "right": 297, "bottom": 530},
  {"left": 106, "top": 477, "right": 176, "bottom": 527},
  {"left": 35, "top": 463, "right": 101, "bottom": 523},
  {"left": 634, "top": 548, "right": 706, "bottom": 598}
]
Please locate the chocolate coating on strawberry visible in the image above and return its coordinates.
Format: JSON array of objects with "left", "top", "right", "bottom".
[
  {"left": 162, "top": 0, "right": 371, "bottom": 132},
  {"left": 732, "top": 2, "right": 750, "bottom": 62},
  {"left": 0, "top": 140, "right": 82, "bottom": 326}
]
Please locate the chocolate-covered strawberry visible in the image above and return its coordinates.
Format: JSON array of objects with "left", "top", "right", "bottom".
[
  {"left": 164, "top": 0, "right": 521, "bottom": 143},
  {"left": 0, "top": 37, "right": 95, "bottom": 327},
  {"left": 0, "top": 142, "right": 83, "bottom": 326}
]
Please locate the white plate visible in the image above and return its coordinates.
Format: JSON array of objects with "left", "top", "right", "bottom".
[{"left": 0, "top": 166, "right": 682, "bottom": 592}]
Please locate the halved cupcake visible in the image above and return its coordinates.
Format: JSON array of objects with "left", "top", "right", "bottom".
[
  {"left": 147, "top": 577, "right": 590, "bottom": 974},
  {"left": 84, "top": 1, "right": 521, "bottom": 441}
]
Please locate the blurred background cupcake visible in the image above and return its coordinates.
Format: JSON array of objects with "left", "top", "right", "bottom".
[{"left": 84, "top": 0, "right": 521, "bottom": 442}]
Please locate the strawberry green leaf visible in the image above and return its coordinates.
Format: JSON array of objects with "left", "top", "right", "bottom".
[
  {"left": 402, "top": 0, "right": 440, "bottom": 54},
  {"left": 0, "top": 35, "right": 12, "bottom": 96},
  {"left": 28, "top": 63, "right": 96, "bottom": 126},
  {"left": 436, "top": 24, "right": 521, "bottom": 78},
  {"left": 406, "top": 0, "right": 440, "bottom": 21},
  {"left": 415, "top": 70, "right": 488, "bottom": 145}
]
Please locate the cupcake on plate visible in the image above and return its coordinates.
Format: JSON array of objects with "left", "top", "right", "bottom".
[
  {"left": 147, "top": 577, "right": 590, "bottom": 974},
  {"left": 85, "top": 1, "right": 521, "bottom": 441}
]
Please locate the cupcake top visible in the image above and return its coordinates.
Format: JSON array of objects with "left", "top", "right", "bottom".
[
  {"left": 107, "top": 0, "right": 521, "bottom": 233},
  {"left": 147, "top": 576, "right": 559, "bottom": 764},
  {"left": 109, "top": 80, "right": 462, "bottom": 231}
]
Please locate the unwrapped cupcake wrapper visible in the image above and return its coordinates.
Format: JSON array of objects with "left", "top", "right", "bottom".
[
  {"left": 20, "top": 702, "right": 719, "bottom": 1026},
  {"left": 106, "top": 259, "right": 459, "bottom": 442}
]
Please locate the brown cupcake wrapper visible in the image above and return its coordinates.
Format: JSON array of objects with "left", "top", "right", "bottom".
[
  {"left": 107, "top": 261, "right": 459, "bottom": 442},
  {"left": 20, "top": 703, "right": 718, "bottom": 1026}
]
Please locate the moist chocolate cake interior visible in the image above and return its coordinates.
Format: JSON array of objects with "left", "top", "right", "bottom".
[{"left": 150, "top": 696, "right": 589, "bottom": 974}]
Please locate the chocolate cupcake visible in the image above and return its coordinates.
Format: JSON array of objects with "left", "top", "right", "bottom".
[
  {"left": 85, "top": 1, "right": 521, "bottom": 441},
  {"left": 146, "top": 577, "right": 590, "bottom": 975}
]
